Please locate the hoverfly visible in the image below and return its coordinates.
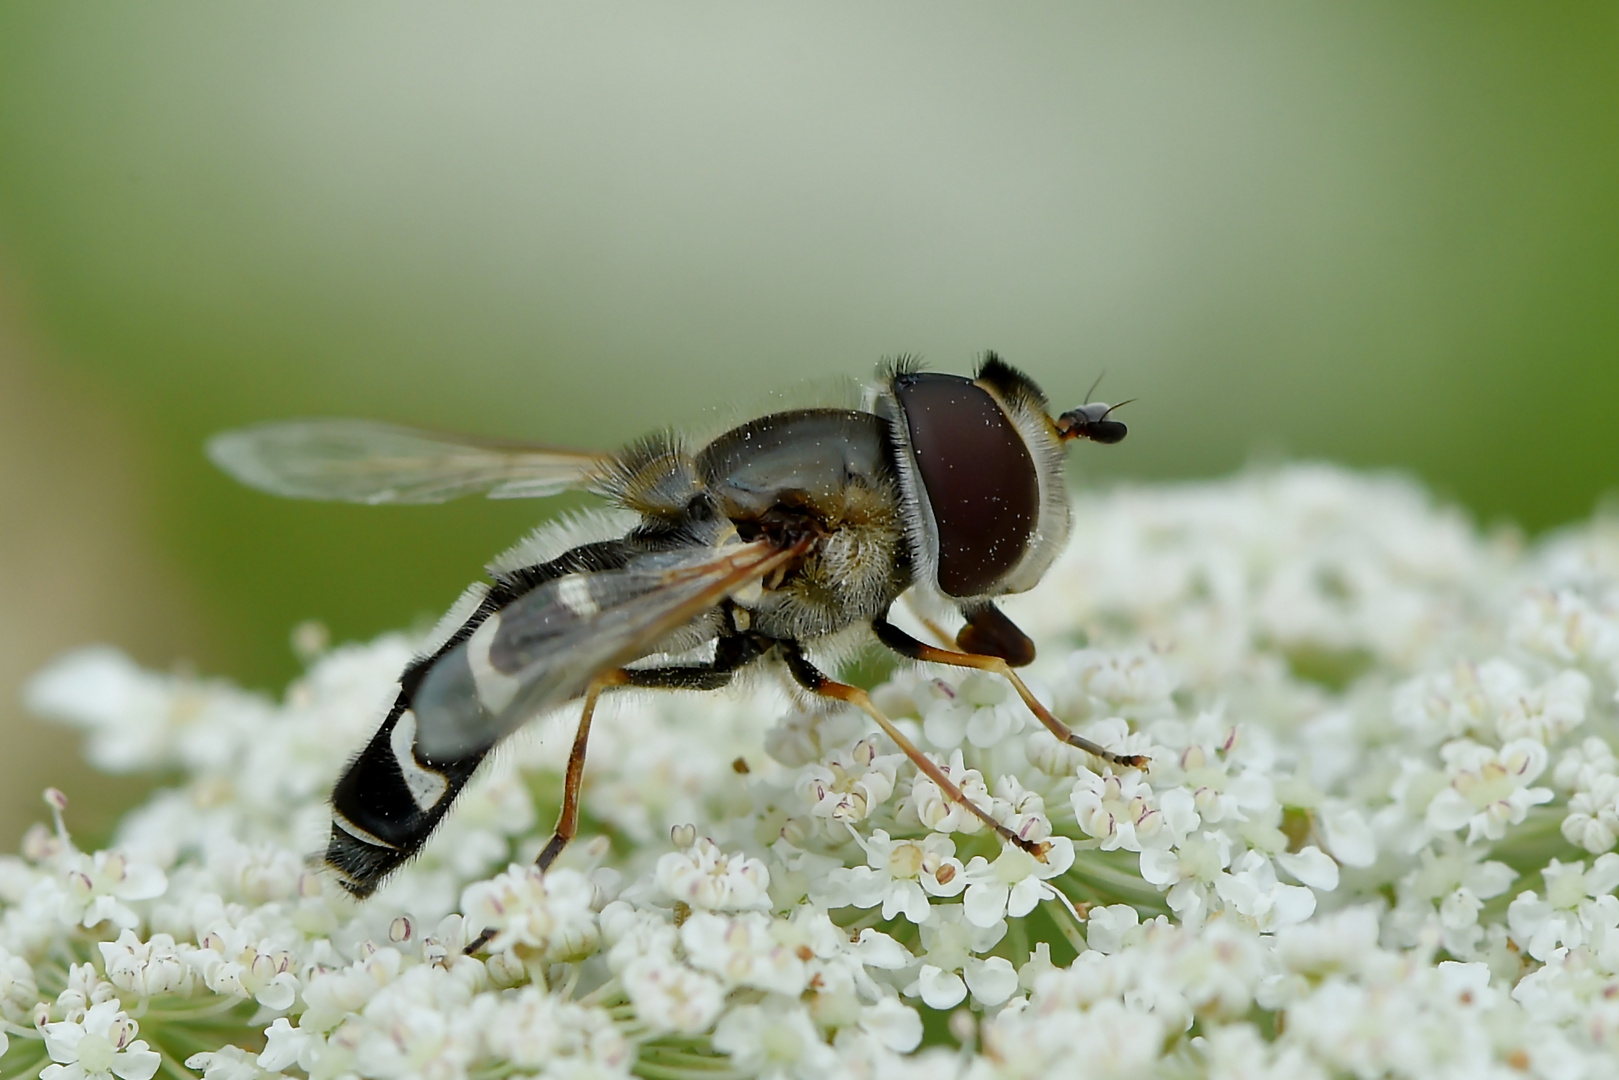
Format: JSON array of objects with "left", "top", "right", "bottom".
[{"left": 209, "top": 354, "right": 1138, "bottom": 899}]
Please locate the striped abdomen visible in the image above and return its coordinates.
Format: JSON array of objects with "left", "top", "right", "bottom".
[{"left": 323, "top": 537, "right": 652, "bottom": 897}]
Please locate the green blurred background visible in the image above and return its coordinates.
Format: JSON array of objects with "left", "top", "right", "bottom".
[{"left": 1, "top": 3, "right": 1616, "bottom": 844}]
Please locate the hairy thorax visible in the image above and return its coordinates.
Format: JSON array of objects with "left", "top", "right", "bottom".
[
  {"left": 745, "top": 476, "right": 910, "bottom": 642},
  {"left": 597, "top": 407, "right": 910, "bottom": 646}
]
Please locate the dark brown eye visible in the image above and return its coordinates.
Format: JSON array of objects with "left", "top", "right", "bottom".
[{"left": 893, "top": 373, "right": 1038, "bottom": 596}]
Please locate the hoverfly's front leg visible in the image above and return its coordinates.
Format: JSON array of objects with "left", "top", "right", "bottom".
[
  {"left": 873, "top": 616, "right": 1149, "bottom": 770},
  {"left": 778, "top": 642, "right": 1046, "bottom": 857}
]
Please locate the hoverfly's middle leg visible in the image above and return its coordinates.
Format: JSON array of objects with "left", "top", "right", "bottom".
[
  {"left": 899, "top": 594, "right": 960, "bottom": 653},
  {"left": 873, "top": 616, "right": 1150, "bottom": 771},
  {"left": 778, "top": 642, "right": 1046, "bottom": 857}
]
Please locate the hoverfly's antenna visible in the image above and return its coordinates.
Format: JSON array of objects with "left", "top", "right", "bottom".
[
  {"left": 1083, "top": 370, "right": 1107, "bottom": 405},
  {"left": 1055, "top": 396, "right": 1132, "bottom": 444}
]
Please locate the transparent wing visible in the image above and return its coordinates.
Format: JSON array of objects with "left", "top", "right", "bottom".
[
  {"left": 206, "top": 419, "right": 611, "bottom": 504},
  {"left": 409, "top": 537, "right": 807, "bottom": 759}
]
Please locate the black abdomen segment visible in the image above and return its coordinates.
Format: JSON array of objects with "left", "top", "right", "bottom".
[{"left": 325, "top": 686, "right": 492, "bottom": 896}]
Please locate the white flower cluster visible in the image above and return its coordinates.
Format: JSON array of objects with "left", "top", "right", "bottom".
[{"left": 3, "top": 464, "right": 1619, "bottom": 1078}]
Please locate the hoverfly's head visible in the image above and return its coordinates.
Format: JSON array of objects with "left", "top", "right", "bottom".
[{"left": 876, "top": 353, "right": 1127, "bottom": 602}]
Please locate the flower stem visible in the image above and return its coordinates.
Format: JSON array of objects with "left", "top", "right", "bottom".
[{"left": 1043, "top": 897, "right": 1087, "bottom": 954}]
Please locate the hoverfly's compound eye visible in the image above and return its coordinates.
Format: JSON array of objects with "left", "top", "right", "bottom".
[{"left": 891, "top": 372, "right": 1039, "bottom": 597}]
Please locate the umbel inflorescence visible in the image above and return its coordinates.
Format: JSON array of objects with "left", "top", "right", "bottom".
[{"left": 7, "top": 464, "right": 1619, "bottom": 1079}]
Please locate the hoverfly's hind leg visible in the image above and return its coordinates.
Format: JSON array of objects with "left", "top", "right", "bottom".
[
  {"left": 467, "top": 634, "right": 770, "bottom": 955},
  {"left": 873, "top": 616, "right": 1150, "bottom": 771},
  {"left": 778, "top": 642, "right": 1047, "bottom": 857},
  {"left": 530, "top": 632, "right": 772, "bottom": 874},
  {"left": 535, "top": 669, "right": 629, "bottom": 874},
  {"left": 465, "top": 670, "right": 623, "bottom": 957},
  {"left": 534, "top": 629, "right": 771, "bottom": 877}
]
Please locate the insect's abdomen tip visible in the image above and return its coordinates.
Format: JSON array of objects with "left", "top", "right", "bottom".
[
  {"left": 322, "top": 820, "right": 401, "bottom": 900},
  {"left": 333, "top": 873, "right": 378, "bottom": 900}
]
